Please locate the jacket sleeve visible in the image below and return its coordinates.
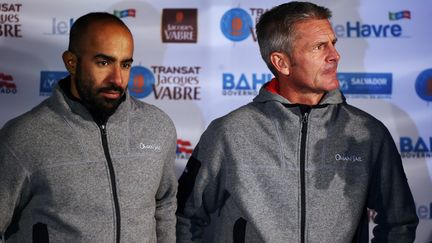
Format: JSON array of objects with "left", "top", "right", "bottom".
[
  {"left": 0, "top": 140, "right": 29, "bottom": 238},
  {"left": 176, "top": 123, "right": 225, "bottom": 243},
  {"left": 368, "top": 128, "right": 419, "bottom": 243},
  {"left": 155, "top": 128, "right": 178, "bottom": 243}
]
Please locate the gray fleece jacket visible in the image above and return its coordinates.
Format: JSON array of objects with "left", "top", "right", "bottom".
[
  {"left": 0, "top": 77, "right": 178, "bottom": 242},
  {"left": 176, "top": 81, "right": 418, "bottom": 243}
]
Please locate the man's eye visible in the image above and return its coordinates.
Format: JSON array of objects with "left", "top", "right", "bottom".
[
  {"left": 97, "top": 60, "right": 109, "bottom": 66},
  {"left": 122, "top": 63, "right": 132, "bottom": 69}
]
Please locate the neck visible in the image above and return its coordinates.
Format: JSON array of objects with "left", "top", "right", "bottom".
[{"left": 279, "top": 83, "right": 325, "bottom": 105}]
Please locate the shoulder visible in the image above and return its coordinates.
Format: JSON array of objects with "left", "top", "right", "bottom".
[
  {"left": 207, "top": 102, "right": 258, "bottom": 131},
  {"left": 342, "top": 103, "right": 384, "bottom": 124},
  {"left": 199, "top": 102, "right": 264, "bottom": 143},
  {"left": 0, "top": 99, "right": 52, "bottom": 142},
  {"left": 340, "top": 102, "right": 391, "bottom": 137}
]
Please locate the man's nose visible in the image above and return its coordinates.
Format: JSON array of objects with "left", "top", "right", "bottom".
[
  {"left": 109, "top": 64, "right": 123, "bottom": 86},
  {"left": 327, "top": 44, "right": 340, "bottom": 63}
]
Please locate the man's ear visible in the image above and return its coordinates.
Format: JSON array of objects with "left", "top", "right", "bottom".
[
  {"left": 62, "top": 51, "right": 77, "bottom": 75},
  {"left": 270, "top": 52, "right": 290, "bottom": 76}
]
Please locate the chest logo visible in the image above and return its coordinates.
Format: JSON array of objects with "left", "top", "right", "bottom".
[
  {"left": 139, "top": 143, "right": 161, "bottom": 152},
  {"left": 335, "top": 153, "right": 363, "bottom": 162}
]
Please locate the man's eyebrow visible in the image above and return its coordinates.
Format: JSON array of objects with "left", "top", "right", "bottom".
[
  {"left": 313, "top": 37, "right": 337, "bottom": 47},
  {"left": 94, "top": 53, "right": 133, "bottom": 63},
  {"left": 94, "top": 53, "right": 116, "bottom": 62}
]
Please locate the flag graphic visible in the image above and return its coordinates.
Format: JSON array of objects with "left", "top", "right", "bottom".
[
  {"left": 113, "top": 9, "right": 136, "bottom": 18},
  {"left": 389, "top": 10, "right": 411, "bottom": 21}
]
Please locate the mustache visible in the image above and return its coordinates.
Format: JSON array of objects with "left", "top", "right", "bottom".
[{"left": 98, "top": 84, "right": 125, "bottom": 94}]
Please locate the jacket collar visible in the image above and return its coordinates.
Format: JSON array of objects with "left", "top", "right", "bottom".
[
  {"left": 253, "top": 78, "right": 345, "bottom": 106},
  {"left": 51, "top": 76, "right": 130, "bottom": 125}
]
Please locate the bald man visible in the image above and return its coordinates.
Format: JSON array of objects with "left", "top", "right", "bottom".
[{"left": 0, "top": 12, "right": 177, "bottom": 242}]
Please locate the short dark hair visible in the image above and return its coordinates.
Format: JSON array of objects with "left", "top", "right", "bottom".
[
  {"left": 255, "top": 1, "right": 332, "bottom": 76},
  {"left": 68, "top": 12, "right": 129, "bottom": 53}
]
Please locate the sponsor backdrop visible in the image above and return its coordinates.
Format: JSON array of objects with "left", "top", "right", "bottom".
[{"left": 1, "top": 0, "right": 431, "bottom": 241}]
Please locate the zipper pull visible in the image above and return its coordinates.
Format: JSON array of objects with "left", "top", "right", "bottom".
[
  {"left": 100, "top": 124, "right": 107, "bottom": 135},
  {"left": 301, "top": 112, "right": 308, "bottom": 133},
  {"left": 299, "top": 105, "right": 310, "bottom": 133},
  {"left": 302, "top": 112, "right": 309, "bottom": 124}
]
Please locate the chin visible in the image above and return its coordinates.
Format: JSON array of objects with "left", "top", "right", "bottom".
[
  {"left": 322, "top": 84, "right": 339, "bottom": 92},
  {"left": 328, "top": 78, "right": 340, "bottom": 88}
]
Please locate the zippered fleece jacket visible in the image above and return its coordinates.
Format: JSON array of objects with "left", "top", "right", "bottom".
[
  {"left": 176, "top": 79, "right": 418, "bottom": 243},
  {"left": 0, "top": 77, "right": 178, "bottom": 242}
]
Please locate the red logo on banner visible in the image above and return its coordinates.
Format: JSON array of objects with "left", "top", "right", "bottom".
[
  {"left": 0, "top": 72, "right": 17, "bottom": 94},
  {"left": 177, "top": 139, "right": 194, "bottom": 160},
  {"left": 177, "top": 139, "right": 193, "bottom": 154}
]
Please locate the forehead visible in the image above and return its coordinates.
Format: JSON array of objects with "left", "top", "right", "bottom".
[
  {"left": 293, "top": 19, "right": 335, "bottom": 41},
  {"left": 78, "top": 21, "right": 133, "bottom": 55}
]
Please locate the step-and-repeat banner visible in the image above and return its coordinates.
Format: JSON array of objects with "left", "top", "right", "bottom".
[{"left": 1, "top": 0, "right": 431, "bottom": 241}]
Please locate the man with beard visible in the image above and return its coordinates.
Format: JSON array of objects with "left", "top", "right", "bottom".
[
  {"left": 0, "top": 12, "right": 177, "bottom": 242},
  {"left": 176, "top": 2, "right": 418, "bottom": 243}
]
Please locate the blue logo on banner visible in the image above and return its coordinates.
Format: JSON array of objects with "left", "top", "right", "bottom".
[
  {"left": 337, "top": 73, "right": 392, "bottom": 95},
  {"left": 416, "top": 202, "right": 432, "bottom": 220},
  {"left": 399, "top": 136, "right": 432, "bottom": 159},
  {"left": 333, "top": 22, "right": 403, "bottom": 38},
  {"left": 415, "top": 68, "right": 432, "bottom": 102},
  {"left": 332, "top": 11, "right": 410, "bottom": 38},
  {"left": 222, "top": 72, "right": 272, "bottom": 96},
  {"left": 220, "top": 8, "right": 253, "bottom": 41},
  {"left": 128, "top": 66, "right": 155, "bottom": 99},
  {"left": 44, "top": 18, "right": 74, "bottom": 35},
  {"left": 400, "top": 137, "right": 432, "bottom": 153},
  {"left": 40, "top": 71, "right": 68, "bottom": 96}
]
